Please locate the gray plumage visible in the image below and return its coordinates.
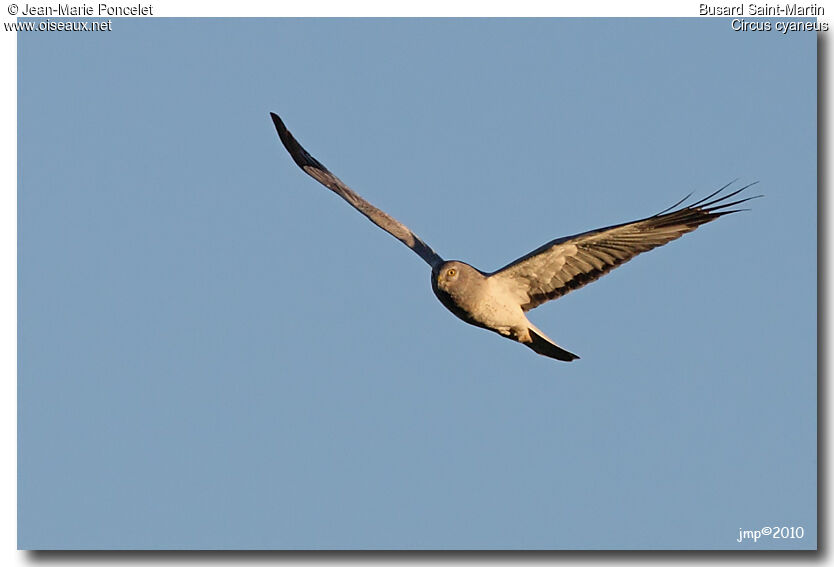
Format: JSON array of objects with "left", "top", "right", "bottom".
[{"left": 270, "top": 113, "right": 758, "bottom": 362}]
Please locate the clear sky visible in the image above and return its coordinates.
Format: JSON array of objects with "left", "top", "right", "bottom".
[{"left": 18, "top": 18, "right": 816, "bottom": 549}]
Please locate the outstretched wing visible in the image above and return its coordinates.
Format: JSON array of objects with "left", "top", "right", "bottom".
[
  {"left": 270, "top": 113, "right": 444, "bottom": 269},
  {"left": 490, "top": 182, "right": 759, "bottom": 312}
]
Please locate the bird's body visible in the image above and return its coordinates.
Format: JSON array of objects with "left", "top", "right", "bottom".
[
  {"left": 432, "top": 261, "right": 579, "bottom": 360},
  {"left": 270, "top": 112, "right": 758, "bottom": 362}
]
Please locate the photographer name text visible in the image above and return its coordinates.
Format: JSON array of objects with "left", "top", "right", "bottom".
[{"left": 19, "top": 3, "right": 152, "bottom": 16}]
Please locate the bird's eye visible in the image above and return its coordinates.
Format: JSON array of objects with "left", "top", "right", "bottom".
[{"left": 447, "top": 268, "right": 457, "bottom": 277}]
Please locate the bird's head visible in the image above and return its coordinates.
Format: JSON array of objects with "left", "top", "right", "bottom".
[
  {"left": 432, "top": 260, "right": 481, "bottom": 294},
  {"left": 431, "top": 261, "right": 488, "bottom": 323}
]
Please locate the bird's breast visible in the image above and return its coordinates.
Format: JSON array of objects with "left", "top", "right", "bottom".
[
  {"left": 431, "top": 277, "right": 526, "bottom": 334},
  {"left": 431, "top": 282, "right": 485, "bottom": 329}
]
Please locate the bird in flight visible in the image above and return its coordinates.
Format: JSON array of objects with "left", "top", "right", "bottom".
[{"left": 270, "top": 113, "right": 757, "bottom": 362}]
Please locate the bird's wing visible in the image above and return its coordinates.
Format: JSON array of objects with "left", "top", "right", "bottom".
[
  {"left": 490, "top": 182, "right": 759, "bottom": 311},
  {"left": 270, "top": 113, "right": 444, "bottom": 269}
]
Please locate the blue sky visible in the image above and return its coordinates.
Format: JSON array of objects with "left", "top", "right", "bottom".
[{"left": 18, "top": 18, "right": 816, "bottom": 549}]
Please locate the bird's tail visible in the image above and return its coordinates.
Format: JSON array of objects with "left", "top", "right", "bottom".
[{"left": 524, "top": 324, "right": 580, "bottom": 362}]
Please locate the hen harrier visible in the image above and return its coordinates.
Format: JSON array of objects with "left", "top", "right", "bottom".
[{"left": 270, "top": 113, "right": 757, "bottom": 362}]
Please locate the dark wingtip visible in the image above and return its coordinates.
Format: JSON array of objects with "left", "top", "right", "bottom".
[
  {"left": 269, "top": 112, "right": 285, "bottom": 133},
  {"left": 268, "top": 112, "right": 325, "bottom": 171},
  {"left": 269, "top": 112, "right": 290, "bottom": 142}
]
